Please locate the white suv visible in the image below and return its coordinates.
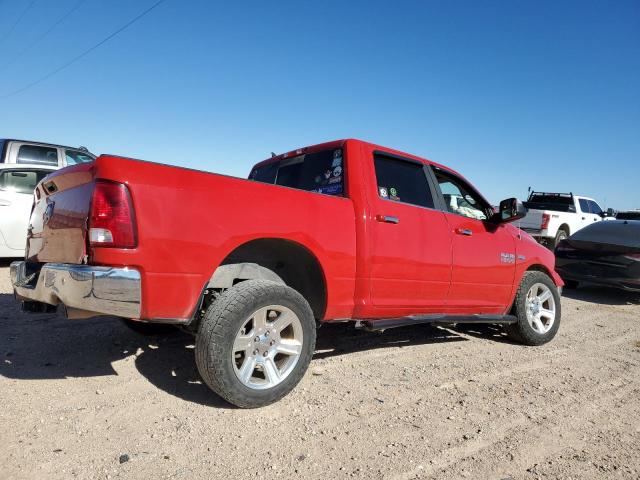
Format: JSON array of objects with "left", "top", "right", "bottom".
[{"left": 0, "top": 139, "right": 95, "bottom": 258}]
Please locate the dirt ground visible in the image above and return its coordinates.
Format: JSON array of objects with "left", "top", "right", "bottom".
[{"left": 1, "top": 260, "right": 639, "bottom": 480}]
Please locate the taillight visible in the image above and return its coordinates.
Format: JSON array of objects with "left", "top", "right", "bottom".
[
  {"left": 89, "top": 181, "right": 137, "bottom": 248},
  {"left": 541, "top": 213, "right": 551, "bottom": 230}
]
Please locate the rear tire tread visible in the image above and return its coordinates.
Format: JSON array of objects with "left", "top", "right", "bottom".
[{"left": 195, "top": 279, "right": 315, "bottom": 408}]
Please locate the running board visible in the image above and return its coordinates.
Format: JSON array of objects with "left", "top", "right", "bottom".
[{"left": 356, "top": 314, "right": 517, "bottom": 332}]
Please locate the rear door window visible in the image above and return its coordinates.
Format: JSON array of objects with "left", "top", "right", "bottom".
[
  {"left": 373, "top": 155, "right": 434, "bottom": 208},
  {"left": 578, "top": 198, "right": 590, "bottom": 213},
  {"left": 250, "top": 148, "right": 344, "bottom": 196},
  {"left": 17, "top": 145, "right": 59, "bottom": 166},
  {"left": 0, "top": 169, "right": 50, "bottom": 195}
]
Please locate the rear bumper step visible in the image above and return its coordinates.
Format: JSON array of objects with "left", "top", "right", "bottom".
[
  {"left": 10, "top": 262, "right": 141, "bottom": 319},
  {"left": 356, "top": 314, "right": 518, "bottom": 332}
]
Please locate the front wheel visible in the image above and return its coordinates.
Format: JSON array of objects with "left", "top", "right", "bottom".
[
  {"left": 505, "top": 271, "right": 561, "bottom": 345},
  {"left": 195, "top": 280, "right": 316, "bottom": 408}
]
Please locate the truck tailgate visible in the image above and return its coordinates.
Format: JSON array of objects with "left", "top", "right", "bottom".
[
  {"left": 519, "top": 209, "right": 544, "bottom": 230},
  {"left": 26, "top": 164, "right": 94, "bottom": 264}
]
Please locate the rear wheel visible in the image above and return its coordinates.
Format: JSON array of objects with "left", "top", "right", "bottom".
[
  {"left": 506, "top": 271, "right": 561, "bottom": 345},
  {"left": 195, "top": 280, "right": 316, "bottom": 408},
  {"left": 553, "top": 228, "right": 569, "bottom": 249}
]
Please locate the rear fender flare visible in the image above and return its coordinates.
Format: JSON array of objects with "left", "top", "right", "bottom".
[{"left": 207, "top": 263, "right": 284, "bottom": 290}]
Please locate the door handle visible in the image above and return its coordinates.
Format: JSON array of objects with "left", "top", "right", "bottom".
[
  {"left": 0, "top": 199, "right": 11, "bottom": 206},
  {"left": 375, "top": 214, "right": 399, "bottom": 224},
  {"left": 455, "top": 228, "right": 473, "bottom": 236}
]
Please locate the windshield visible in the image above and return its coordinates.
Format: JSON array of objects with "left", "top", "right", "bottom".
[{"left": 65, "top": 149, "right": 95, "bottom": 165}]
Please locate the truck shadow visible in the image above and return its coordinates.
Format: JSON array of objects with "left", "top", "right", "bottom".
[
  {"left": 313, "top": 322, "right": 467, "bottom": 360},
  {"left": 561, "top": 285, "right": 640, "bottom": 306},
  {"left": 0, "top": 258, "right": 20, "bottom": 268},
  {"left": 0, "top": 294, "right": 511, "bottom": 408}
]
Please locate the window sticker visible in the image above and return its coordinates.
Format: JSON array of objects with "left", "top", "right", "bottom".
[
  {"left": 379, "top": 187, "right": 388, "bottom": 198},
  {"left": 389, "top": 187, "right": 400, "bottom": 201},
  {"left": 332, "top": 149, "right": 343, "bottom": 167},
  {"left": 318, "top": 183, "right": 343, "bottom": 195}
]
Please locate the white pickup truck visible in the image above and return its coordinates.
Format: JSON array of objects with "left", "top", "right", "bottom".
[
  {"left": 519, "top": 191, "right": 613, "bottom": 249},
  {"left": 0, "top": 139, "right": 95, "bottom": 257}
]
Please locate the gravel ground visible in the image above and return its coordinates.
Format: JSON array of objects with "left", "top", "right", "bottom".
[{"left": 1, "top": 260, "right": 639, "bottom": 479}]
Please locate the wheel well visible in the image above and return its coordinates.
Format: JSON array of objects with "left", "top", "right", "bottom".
[
  {"left": 526, "top": 264, "right": 553, "bottom": 279},
  {"left": 218, "top": 238, "right": 327, "bottom": 319}
]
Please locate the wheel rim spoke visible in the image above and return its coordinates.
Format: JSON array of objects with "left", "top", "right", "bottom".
[
  {"left": 538, "top": 289, "right": 552, "bottom": 303},
  {"left": 252, "top": 307, "right": 268, "bottom": 330},
  {"left": 238, "top": 356, "right": 257, "bottom": 383},
  {"left": 540, "top": 308, "right": 555, "bottom": 320},
  {"left": 276, "top": 340, "right": 302, "bottom": 357},
  {"left": 532, "top": 317, "right": 545, "bottom": 332},
  {"left": 271, "top": 310, "right": 295, "bottom": 332},
  {"left": 262, "top": 357, "right": 281, "bottom": 385},
  {"left": 233, "top": 334, "right": 252, "bottom": 353}
]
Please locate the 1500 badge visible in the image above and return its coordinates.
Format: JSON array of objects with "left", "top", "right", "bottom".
[{"left": 500, "top": 252, "right": 516, "bottom": 264}]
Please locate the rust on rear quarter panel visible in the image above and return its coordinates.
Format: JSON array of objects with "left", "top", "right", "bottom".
[{"left": 27, "top": 166, "right": 94, "bottom": 264}]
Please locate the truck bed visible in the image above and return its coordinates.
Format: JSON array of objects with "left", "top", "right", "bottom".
[{"left": 26, "top": 155, "right": 358, "bottom": 321}]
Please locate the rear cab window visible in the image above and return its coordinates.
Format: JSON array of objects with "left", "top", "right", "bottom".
[
  {"left": 525, "top": 193, "right": 576, "bottom": 213},
  {"left": 250, "top": 148, "right": 345, "bottom": 196},
  {"left": 17, "top": 145, "right": 59, "bottom": 166}
]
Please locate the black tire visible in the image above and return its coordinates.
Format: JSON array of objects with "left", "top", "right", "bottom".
[
  {"left": 505, "top": 271, "right": 561, "bottom": 346},
  {"left": 553, "top": 228, "right": 569, "bottom": 249},
  {"left": 122, "top": 319, "right": 176, "bottom": 335},
  {"left": 195, "top": 280, "right": 316, "bottom": 408}
]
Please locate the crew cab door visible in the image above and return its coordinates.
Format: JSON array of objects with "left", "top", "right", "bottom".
[
  {"left": 367, "top": 152, "right": 452, "bottom": 314},
  {"left": 0, "top": 169, "right": 50, "bottom": 251},
  {"left": 430, "top": 166, "right": 516, "bottom": 312},
  {"left": 576, "top": 197, "right": 599, "bottom": 230}
]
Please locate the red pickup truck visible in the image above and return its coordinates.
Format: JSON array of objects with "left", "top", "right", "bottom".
[{"left": 10, "top": 139, "right": 563, "bottom": 407}]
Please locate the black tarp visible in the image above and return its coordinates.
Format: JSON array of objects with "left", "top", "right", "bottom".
[{"left": 568, "top": 220, "right": 640, "bottom": 252}]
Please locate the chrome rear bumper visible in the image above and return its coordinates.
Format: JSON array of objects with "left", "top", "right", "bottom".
[{"left": 10, "top": 262, "right": 141, "bottom": 319}]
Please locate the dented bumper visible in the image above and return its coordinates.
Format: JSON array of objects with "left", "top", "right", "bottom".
[{"left": 10, "top": 261, "right": 141, "bottom": 319}]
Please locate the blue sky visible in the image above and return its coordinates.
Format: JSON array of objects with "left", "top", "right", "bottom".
[{"left": 1, "top": 0, "right": 638, "bottom": 209}]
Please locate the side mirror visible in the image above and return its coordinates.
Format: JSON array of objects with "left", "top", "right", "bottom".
[{"left": 494, "top": 197, "right": 527, "bottom": 224}]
